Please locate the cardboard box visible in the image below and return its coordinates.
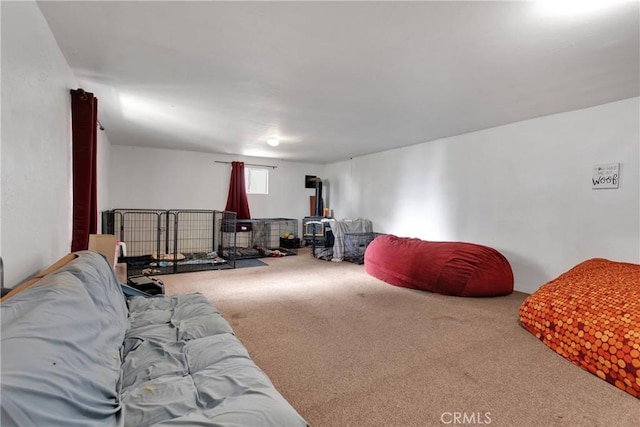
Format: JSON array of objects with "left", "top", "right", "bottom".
[{"left": 88, "top": 234, "right": 118, "bottom": 266}]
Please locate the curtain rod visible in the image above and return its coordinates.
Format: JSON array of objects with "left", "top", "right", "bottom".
[
  {"left": 215, "top": 161, "right": 277, "bottom": 169},
  {"left": 71, "top": 88, "right": 105, "bottom": 131}
]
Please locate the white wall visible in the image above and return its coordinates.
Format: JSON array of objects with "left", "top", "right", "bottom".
[
  {"left": 109, "top": 145, "right": 323, "bottom": 233},
  {"left": 0, "top": 4, "right": 3, "bottom": 264},
  {"left": 325, "top": 98, "right": 640, "bottom": 294},
  {"left": 97, "top": 130, "right": 112, "bottom": 231},
  {"left": 1, "top": 1, "right": 80, "bottom": 287}
]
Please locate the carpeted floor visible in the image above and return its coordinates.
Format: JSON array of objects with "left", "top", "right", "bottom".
[{"left": 158, "top": 249, "right": 639, "bottom": 426}]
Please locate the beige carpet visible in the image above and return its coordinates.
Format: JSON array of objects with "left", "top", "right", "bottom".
[{"left": 159, "top": 249, "right": 639, "bottom": 426}]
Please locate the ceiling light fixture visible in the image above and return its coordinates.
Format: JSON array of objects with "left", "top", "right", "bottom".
[{"left": 267, "top": 137, "right": 280, "bottom": 147}]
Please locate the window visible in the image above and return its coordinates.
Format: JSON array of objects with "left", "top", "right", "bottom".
[{"left": 245, "top": 167, "right": 269, "bottom": 194}]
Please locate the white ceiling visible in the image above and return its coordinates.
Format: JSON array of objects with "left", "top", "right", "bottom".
[{"left": 37, "top": 1, "right": 639, "bottom": 164}]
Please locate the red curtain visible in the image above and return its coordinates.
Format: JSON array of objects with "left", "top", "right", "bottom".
[
  {"left": 70, "top": 89, "right": 98, "bottom": 252},
  {"left": 224, "top": 161, "right": 251, "bottom": 219}
]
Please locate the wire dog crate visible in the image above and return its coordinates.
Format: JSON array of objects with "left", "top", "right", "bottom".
[
  {"left": 219, "top": 217, "right": 299, "bottom": 259},
  {"left": 252, "top": 218, "right": 299, "bottom": 252},
  {"left": 343, "top": 232, "right": 384, "bottom": 264},
  {"left": 102, "top": 209, "right": 237, "bottom": 276}
]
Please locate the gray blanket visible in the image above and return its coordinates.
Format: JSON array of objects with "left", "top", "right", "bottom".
[
  {"left": 329, "top": 218, "right": 373, "bottom": 261},
  {"left": 122, "top": 294, "right": 307, "bottom": 426},
  {"left": 1, "top": 251, "right": 127, "bottom": 427}
]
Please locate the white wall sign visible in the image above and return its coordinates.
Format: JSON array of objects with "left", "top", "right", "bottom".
[{"left": 592, "top": 163, "right": 619, "bottom": 189}]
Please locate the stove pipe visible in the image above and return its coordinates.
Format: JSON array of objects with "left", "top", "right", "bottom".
[{"left": 315, "top": 180, "right": 323, "bottom": 216}]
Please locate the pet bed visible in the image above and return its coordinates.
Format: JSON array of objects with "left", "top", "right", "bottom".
[
  {"left": 152, "top": 251, "right": 186, "bottom": 261},
  {"left": 364, "top": 234, "right": 513, "bottom": 297},
  {"left": 519, "top": 258, "right": 640, "bottom": 398}
]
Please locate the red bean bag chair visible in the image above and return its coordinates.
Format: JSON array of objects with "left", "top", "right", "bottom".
[{"left": 364, "top": 235, "right": 514, "bottom": 297}]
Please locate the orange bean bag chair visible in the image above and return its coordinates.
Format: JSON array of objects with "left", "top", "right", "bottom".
[
  {"left": 519, "top": 258, "right": 640, "bottom": 398},
  {"left": 364, "top": 234, "right": 514, "bottom": 297}
]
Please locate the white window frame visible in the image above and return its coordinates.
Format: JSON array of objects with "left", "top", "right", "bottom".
[{"left": 245, "top": 166, "right": 269, "bottom": 195}]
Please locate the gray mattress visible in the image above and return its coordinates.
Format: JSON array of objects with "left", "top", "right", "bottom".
[{"left": 1, "top": 251, "right": 307, "bottom": 427}]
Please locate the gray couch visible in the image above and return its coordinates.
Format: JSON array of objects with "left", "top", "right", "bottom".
[{"left": 1, "top": 251, "right": 307, "bottom": 426}]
